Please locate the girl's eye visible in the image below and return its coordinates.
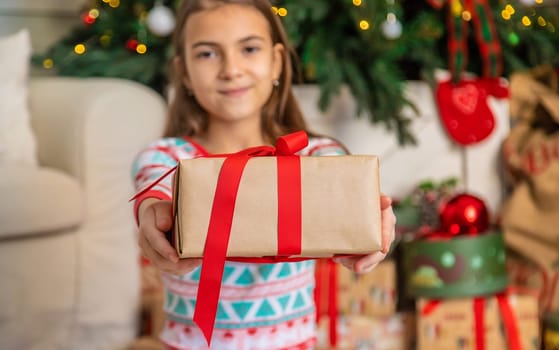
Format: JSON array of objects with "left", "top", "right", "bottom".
[
  {"left": 243, "top": 46, "right": 260, "bottom": 54},
  {"left": 195, "top": 50, "right": 217, "bottom": 59}
]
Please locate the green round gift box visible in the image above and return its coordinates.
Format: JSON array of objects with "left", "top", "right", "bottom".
[{"left": 402, "top": 231, "right": 508, "bottom": 298}]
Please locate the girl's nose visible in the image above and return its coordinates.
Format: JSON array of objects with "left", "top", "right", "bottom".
[{"left": 219, "top": 51, "right": 242, "bottom": 80}]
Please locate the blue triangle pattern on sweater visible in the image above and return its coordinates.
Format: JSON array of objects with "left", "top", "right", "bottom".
[
  {"left": 234, "top": 268, "right": 255, "bottom": 285},
  {"left": 257, "top": 264, "right": 275, "bottom": 281},
  {"left": 174, "top": 297, "right": 188, "bottom": 315},
  {"left": 231, "top": 301, "right": 254, "bottom": 320},
  {"left": 255, "top": 299, "right": 276, "bottom": 318}
]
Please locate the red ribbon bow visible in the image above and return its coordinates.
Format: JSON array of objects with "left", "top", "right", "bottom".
[{"left": 194, "top": 131, "right": 309, "bottom": 346}]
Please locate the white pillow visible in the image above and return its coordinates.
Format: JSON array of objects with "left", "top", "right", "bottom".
[{"left": 0, "top": 29, "right": 37, "bottom": 166}]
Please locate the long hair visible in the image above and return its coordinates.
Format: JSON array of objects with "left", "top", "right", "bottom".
[{"left": 164, "top": 0, "right": 309, "bottom": 142}]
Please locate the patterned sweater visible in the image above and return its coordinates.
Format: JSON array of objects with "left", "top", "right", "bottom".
[{"left": 132, "top": 135, "right": 345, "bottom": 350}]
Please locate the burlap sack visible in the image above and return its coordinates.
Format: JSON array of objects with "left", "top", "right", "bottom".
[{"left": 501, "top": 65, "right": 559, "bottom": 312}]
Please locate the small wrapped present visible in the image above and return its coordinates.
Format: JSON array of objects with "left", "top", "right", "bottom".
[
  {"left": 337, "top": 259, "right": 397, "bottom": 318},
  {"left": 417, "top": 291, "right": 540, "bottom": 350},
  {"left": 316, "top": 313, "right": 416, "bottom": 350}
]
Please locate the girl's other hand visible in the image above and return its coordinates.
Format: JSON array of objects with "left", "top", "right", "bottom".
[
  {"left": 334, "top": 195, "right": 396, "bottom": 273},
  {"left": 138, "top": 199, "right": 201, "bottom": 275}
]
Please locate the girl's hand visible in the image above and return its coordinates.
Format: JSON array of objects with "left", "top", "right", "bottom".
[
  {"left": 138, "top": 199, "right": 201, "bottom": 275},
  {"left": 334, "top": 195, "right": 396, "bottom": 273}
]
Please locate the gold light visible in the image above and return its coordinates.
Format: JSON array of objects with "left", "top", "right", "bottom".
[
  {"left": 359, "top": 20, "right": 370, "bottom": 30},
  {"left": 537, "top": 16, "right": 547, "bottom": 26},
  {"left": 100, "top": 34, "right": 111, "bottom": 46},
  {"left": 462, "top": 11, "right": 472, "bottom": 21},
  {"left": 74, "top": 43, "right": 86, "bottom": 54},
  {"left": 42, "top": 58, "right": 54, "bottom": 69},
  {"left": 277, "top": 7, "right": 287, "bottom": 16},
  {"left": 353, "top": 0, "right": 362, "bottom": 6},
  {"left": 451, "top": 0, "right": 463, "bottom": 17},
  {"left": 502, "top": 4, "right": 515, "bottom": 21},
  {"left": 109, "top": 0, "right": 120, "bottom": 8},
  {"left": 505, "top": 4, "right": 515, "bottom": 15},
  {"left": 89, "top": 9, "right": 99, "bottom": 18},
  {"left": 136, "top": 44, "right": 147, "bottom": 54},
  {"left": 522, "top": 15, "right": 532, "bottom": 26}
]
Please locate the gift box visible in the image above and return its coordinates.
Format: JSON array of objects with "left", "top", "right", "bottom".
[
  {"left": 316, "top": 313, "right": 416, "bottom": 350},
  {"left": 417, "top": 292, "right": 540, "bottom": 350},
  {"left": 337, "top": 259, "right": 398, "bottom": 318},
  {"left": 162, "top": 132, "right": 383, "bottom": 345},
  {"left": 402, "top": 231, "right": 508, "bottom": 298},
  {"left": 171, "top": 147, "right": 382, "bottom": 258}
]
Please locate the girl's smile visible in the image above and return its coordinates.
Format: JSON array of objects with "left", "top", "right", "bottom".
[{"left": 219, "top": 86, "right": 250, "bottom": 98}]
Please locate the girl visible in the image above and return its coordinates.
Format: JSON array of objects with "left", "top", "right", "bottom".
[{"left": 132, "top": 0, "right": 396, "bottom": 349}]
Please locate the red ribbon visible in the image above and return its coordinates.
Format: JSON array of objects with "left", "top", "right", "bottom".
[
  {"left": 313, "top": 259, "right": 339, "bottom": 346},
  {"left": 474, "top": 297, "right": 485, "bottom": 350},
  {"left": 193, "top": 131, "right": 309, "bottom": 346},
  {"left": 496, "top": 292, "right": 522, "bottom": 350},
  {"left": 421, "top": 291, "right": 523, "bottom": 350},
  {"left": 427, "top": 0, "right": 502, "bottom": 80}
]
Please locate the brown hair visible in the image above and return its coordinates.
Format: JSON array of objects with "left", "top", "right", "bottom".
[{"left": 164, "top": 0, "right": 309, "bottom": 142}]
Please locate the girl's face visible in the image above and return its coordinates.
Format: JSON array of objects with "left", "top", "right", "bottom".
[{"left": 181, "top": 4, "right": 283, "bottom": 128}]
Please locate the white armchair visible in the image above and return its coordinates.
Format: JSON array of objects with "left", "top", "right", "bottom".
[{"left": 0, "top": 77, "right": 166, "bottom": 350}]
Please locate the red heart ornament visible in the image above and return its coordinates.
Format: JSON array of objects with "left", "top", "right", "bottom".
[
  {"left": 451, "top": 83, "right": 479, "bottom": 115},
  {"left": 436, "top": 78, "right": 504, "bottom": 146}
]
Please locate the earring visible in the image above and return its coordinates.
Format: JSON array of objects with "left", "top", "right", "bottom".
[{"left": 273, "top": 79, "right": 280, "bottom": 87}]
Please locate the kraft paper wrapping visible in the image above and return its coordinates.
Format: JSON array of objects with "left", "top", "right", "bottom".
[
  {"left": 316, "top": 313, "right": 416, "bottom": 350},
  {"left": 417, "top": 293, "right": 540, "bottom": 350},
  {"left": 337, "top": 259, "right": 397, "bottom": 318},
  {"left": 172, "top": 155, "right": 382, "bottom": 258},
  {"left": 502, "top": 65, "right": 559, "bottom": 312}
]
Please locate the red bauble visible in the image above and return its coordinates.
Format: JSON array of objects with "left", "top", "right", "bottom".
[
  {"left": 126, "top": 39, "right": 139, "bottom": 51},
  {"left": 82, "top": 13, "right": 96, "bottom": 25},
  {"left": 439, "top": 193, "right": 490, "bottom": 236}
]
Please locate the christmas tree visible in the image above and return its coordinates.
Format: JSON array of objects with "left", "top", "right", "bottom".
[
  {"left": 33, "top": 0, "right": 177, "bottom": 93},
  {"left": 33, "top": 0, "right": 559, "bottom": 144}
]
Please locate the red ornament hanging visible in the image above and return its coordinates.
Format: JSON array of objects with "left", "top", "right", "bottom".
[
  {"left": 126, "top": 38, "right": 139, "bottom": 51},
  {"left": 82, "top": 12, "right": 96, "bottom": 25},
  {"left": 438, "top": 193, "right": 490, "bottom": 236},
  {"left": 436, "top": 77, "right": 508, "bottom": 146},
  {"left": 428, "top": 0, "right": 509, "bottom": 146}
]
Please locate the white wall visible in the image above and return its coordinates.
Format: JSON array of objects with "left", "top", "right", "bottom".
[{"left": 0, "top": 0, "right": 81, "bottom": 53}]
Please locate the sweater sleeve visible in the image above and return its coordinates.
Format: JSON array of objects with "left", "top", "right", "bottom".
[
  {"left": 130, "top": 137, "right": 197, "bottom": 223},
  {"left": 304, "top": 136, "right": 349, "bottom": 156}
]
